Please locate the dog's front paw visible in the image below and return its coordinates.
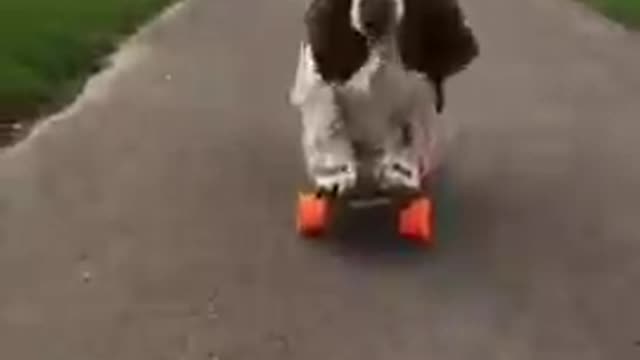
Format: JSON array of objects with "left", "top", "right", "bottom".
[
  {"left": 377, "top": 155, "right": 420, "bottom": 190},
  {"left": 312, "top": 163, "right": 357, "bottom": 195}
]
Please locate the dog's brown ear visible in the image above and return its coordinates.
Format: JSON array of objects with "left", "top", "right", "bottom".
[
  {"left": 398, "top": 0, "right": 479, "bottom": 82},
  {"left": 304, "top": 0, "right": 369, "bottom": 83}
]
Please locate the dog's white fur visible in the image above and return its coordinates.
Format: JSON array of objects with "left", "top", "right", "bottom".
[
  {"left": 349, "top": 0, "right": 405, "bottom": 36},
  {"left": 290, "top": 43, "right": 358, "bottom": 190},
  {"left": 290, "top": 41, "right": 452, "bottom": 190}
]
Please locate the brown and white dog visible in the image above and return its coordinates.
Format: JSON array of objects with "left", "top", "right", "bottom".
[{"left": 290, "top": 0, "right": 479, "bottom": 193}]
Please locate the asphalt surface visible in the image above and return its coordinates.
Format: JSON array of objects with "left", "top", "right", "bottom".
[{"left": 1, "top": 0, "right": 640, "bottom": 359}]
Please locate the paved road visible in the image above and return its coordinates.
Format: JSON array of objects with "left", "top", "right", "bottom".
[{"left": 1, "top": 0, "right": 640, "bottom": 359}]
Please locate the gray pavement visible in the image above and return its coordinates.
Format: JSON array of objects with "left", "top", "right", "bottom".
[{"left": 1, "top": 0, "right": 640, "bottom": 359}]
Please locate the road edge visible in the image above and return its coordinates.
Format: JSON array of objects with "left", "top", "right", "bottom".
[{"left": 0, "top": 0, "right": 190, "bottom": 161}]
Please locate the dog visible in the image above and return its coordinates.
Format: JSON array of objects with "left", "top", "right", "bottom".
[{"left": 290, "top": 0, "right": 479, "bottom": 193}]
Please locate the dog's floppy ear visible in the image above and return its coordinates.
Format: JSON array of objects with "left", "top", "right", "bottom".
[
  {"left": 399, "top": 0, "right": 479, "bottom": 82},
  {"left": 304, "top": 0, "right": 369, "bottom": 83}
]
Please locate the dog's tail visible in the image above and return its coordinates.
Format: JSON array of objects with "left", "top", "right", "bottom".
[{"left": 350, "top": 0, "right": 403, "bottom": 42}]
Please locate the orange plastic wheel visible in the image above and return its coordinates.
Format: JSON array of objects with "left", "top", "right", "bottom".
[
  {"left": 398, "top": 197, "right": 434, "bottom": 246},
  {"left": 296, "top": 192, "right": 330, "bottom": 237}
]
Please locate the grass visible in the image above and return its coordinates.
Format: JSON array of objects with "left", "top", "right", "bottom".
[
  {"left": 0, "top": 0, "right": 175, "bottom": 142},
  {"left": 582, "top": 0, "right": 640, "bottom": 27}
]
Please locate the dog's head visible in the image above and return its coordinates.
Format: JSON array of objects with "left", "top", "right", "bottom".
[{"left": 351, "top": 0, "right": 404, "bottom": 42}]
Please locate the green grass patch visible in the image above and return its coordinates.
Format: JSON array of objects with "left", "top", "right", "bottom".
[
  {"left": 0, "top": 0, "right": 175, "bottom": 128},
  {"left": 582, "top": 0, "right": 640, "bottom": 27}
]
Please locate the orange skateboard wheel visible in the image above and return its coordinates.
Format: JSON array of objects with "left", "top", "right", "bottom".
[
  {"left": 398, "top": 197, "right": 434, "bottom": 246},
  {"left": 296, "top": 193, "right": 330, "bottom": 237}
]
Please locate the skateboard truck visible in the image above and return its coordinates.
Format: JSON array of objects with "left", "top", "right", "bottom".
[{"left": 295, "top": 181, "right": 435, "bottom": 246}]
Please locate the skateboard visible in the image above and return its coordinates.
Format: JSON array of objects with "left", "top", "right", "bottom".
[{"left": 295, "top": 181, "right": 435, "bottom": 247}]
